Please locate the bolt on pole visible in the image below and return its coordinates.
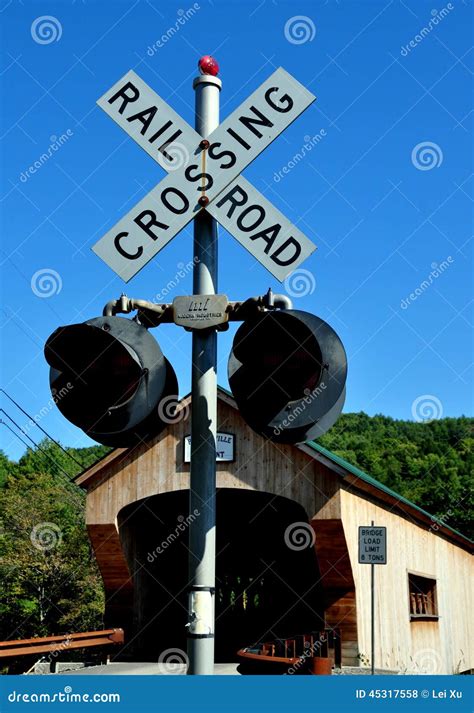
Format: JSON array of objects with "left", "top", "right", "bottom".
[{"left": 186, "top": 67, "right": 221, "bottom": 675}]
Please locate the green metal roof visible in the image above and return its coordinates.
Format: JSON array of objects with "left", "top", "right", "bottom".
[{"left": 305, "top": 440, "right": 473, "bottom": 546}]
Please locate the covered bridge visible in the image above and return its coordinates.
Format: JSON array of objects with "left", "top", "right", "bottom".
[{"left": 75, "top": 387, "right": 473, "bottom": 673}]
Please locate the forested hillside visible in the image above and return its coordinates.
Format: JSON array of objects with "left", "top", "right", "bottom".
[
  {"left": 318, "top": 414, "right": 473, "bottom": 538},
  {"left": 0, "top": 414, "right": 472, "bottom": 645}
]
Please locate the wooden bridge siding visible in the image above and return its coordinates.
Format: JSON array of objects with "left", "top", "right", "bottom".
[
  {"left": 310, "top": 518, "right": 359, "bottom": 666},
  {"left": 85, "top": 399, "right": 341, "bottom": 528},
  {"left": 87, "top": 524, "right": 134, "bottom": 632},
  {"left": 340, "top": 487, "right": 474, "bottom": 674}
]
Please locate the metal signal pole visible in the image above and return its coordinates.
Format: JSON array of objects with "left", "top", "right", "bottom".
[{"left": 186, "top": 65, "right": 221, "bottom": 675}]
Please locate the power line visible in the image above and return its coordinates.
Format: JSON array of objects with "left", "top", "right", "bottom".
[
  {"left": 0, "top": 409, "right": 79, "bottom": 484},
  {"left": 1, "top": 419, "right": 33, "bottom": 453},
  {"left": 1, "top": 419, "right": 84, "bottom": 524},
  {"left": 0, "top": 388, "right": 83, "bottom": 467}
]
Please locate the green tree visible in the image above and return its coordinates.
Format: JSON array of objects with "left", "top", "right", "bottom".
[
  {"left": 0, "top": 446, "right": 106, "bottom": 642},
  {"left": 318, "top": 414, "right": 473, "bottom": 539},
  {"left": 0, "top": 451, "right": 11, "bottom": 488}
]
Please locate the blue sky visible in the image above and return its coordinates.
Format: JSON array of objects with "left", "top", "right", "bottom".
[{"left": 1, "top": 0, "right": 472, "bottom": 460}]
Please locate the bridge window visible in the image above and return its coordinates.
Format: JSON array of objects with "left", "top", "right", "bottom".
[{"left": 408, "top": 573, "right": 438, "bottom": 620}]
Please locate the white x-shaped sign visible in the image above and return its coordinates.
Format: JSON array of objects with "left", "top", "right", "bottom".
[{"left": 92, "top": 68, "right": 317, "bottom": 282}]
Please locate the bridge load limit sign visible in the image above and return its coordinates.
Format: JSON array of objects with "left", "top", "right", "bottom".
[{"left": 358, "top": 526, "right": 387, "bottom": 565}]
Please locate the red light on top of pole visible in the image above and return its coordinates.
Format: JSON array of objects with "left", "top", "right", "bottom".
[{"left": 198, "top": 55, "right": 219, "bottom": 76}]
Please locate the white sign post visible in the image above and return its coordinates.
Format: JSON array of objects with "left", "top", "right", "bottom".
[{"left": 359, "top": 523, "right": 387, "bottom": 675}]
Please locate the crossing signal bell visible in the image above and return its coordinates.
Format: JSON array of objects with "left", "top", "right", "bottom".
[
  {"left": 228, "top": 310, "right": 347, "bottom": 444},
  {"left": 44, "top": 316, "right": 178, "bottom": 447}
]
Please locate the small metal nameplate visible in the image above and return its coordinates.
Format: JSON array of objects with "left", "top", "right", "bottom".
[{"left": 173, "top": 295, "right": 229, "bottom": 329}]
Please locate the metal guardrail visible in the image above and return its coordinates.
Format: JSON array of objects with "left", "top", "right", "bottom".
[
  {"left": 0, "top": 628, "right": 124, "bottom": 658},
  {"left": 258, "top": 628, "right": 342, "bottom": 667}
]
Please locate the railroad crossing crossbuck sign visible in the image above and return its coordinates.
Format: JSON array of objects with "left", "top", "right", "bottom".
[{"left": 92, "top": 68, "right": 317, "bottom": 282}]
